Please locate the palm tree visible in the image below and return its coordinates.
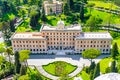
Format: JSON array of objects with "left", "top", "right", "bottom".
[{"left": 5, "top": 46, "right": 13, "bottom": 67}]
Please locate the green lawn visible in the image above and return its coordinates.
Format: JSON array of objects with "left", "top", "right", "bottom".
[
  {"left": 88, "top": 1, "right": 119, "bottom": 10},
  {"left": 42, "top": 61, "right": 77, "bottom": 76},
  {"left": 86, "top": 8, "right": 120, "bottom": 24},
  {"left": 46, "top": 14, "right": 78, "bottom": 26},
  {"left": 100, "top": 58, "right": 113, "bottom": 74}
]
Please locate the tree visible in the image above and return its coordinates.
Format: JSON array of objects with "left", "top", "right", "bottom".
[
  {"left": 10, "top": 20, "right": 15, "bottom": 32},
  {"left": 15, "top": 0, "right": 20, "bottom": 6},
  {"left": 2, "top": 1, "right": 10, "bottom": 13},
  {"left": 41, "top": 7, "right": 47, "bottom": 22},
  {"left": 23, "top": 0, "right": 28, "bottom": 4},
  {"left": 93, "top": 63, "right": 100, "bottom": 79},
  {"left": 5, "top": 46, "right": 13, "bottom": 67},
  {"left": 14, "top": 51, "right": 21, "bottom": 74},
  {"left": 19, "top": 50, "right": 30, "bottom": 67},
  {"left": 20, "top": 65, "right": 27, "bottom": 75},
  {"left": 89, "top": 61, "right": 96, "bottom": 73},
  {"left": 86, "top": 16, "right": 95, "bottom": 32},
  {"left": 86, "top": 16, "right": 101, "bottom": 32},
  {"left": 0, "top": 56, "right": 5, "bottom": 66},
  {"left": 80, "top": 4, "right": 84, "bottom": 21},
  {"left": 111, "top": 43, "right": 119, "bottom": 59},
  {"left": 64, "top": 3, "right": 70, "bottom": 15},
  {"left": 111, "top": 60, "right": 117, "bottom": 72},
  {"left": 82, "top": 48, "right": 101, "bottom": 63},
  {"left": 0, "top": 43, "right": 5, "bottom": 55},
  {"left": 69, "top": 0, "right": 74, "bottom": 10},
  {"left": 38, "top": 0, "right": 43, "bottom": 8},
  {"left": 90, "top": 70, "right": 94, "bottom": 80},
  {"left": 84, "top": 0, "right": 87, "bottom": 3},
  {"left": 0, "top": 21, "right": 12, "bottom": 42},
  {"left": 30, "top": 5, "right": 40, "bottom": 28}
]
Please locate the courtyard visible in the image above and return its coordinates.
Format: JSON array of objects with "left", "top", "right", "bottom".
[{"left": 27, "top": 54, "right": 110, "bottom": 79}]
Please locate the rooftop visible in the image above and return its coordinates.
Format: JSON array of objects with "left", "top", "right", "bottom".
[
  {"left": 44, "top": 0, "right": 62, "bottom": 5},
  {"left": 11, "top": 32, "right": 46, "bottom": 40},
  {"left": 41, "top": 20, "right": 82, "bottom": 31},
  {"left": 75, "top": 32, "right": 112, "bottom": 40}
]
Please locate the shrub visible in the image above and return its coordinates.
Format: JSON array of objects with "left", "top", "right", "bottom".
[
  {"left": 0, "top": 67, "right": 14, "bottom": 79},
  {"left": 105, "top": 67, "right": 111, "bottom": 73}
]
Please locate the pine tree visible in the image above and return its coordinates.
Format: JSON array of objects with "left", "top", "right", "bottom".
[
  {"left": 111, "top": 43, "right": 119, "bottom": 59},
  {"left": 14, "top": 51, "right": 21, "bottom": 74},
  {"left": 93, "top": 63, "right": 100, "bottom": 79}
]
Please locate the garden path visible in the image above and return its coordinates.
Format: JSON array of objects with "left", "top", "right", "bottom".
[{"left": 35, "top": 58, "right": 84, "bottom": 79}]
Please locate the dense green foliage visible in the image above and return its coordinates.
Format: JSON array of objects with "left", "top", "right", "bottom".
[
  {"left": 100, "top": 58, "right": 113, "bottom": 73},
  {"left": 82, "top": 48, "right": 101, "bottom": 61}
]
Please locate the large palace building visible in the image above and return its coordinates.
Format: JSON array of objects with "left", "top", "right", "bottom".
[{"left": 11, "top": 20, "right": 112, "bottom": 55}]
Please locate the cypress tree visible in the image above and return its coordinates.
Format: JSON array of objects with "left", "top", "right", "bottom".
[
  {"left": 80, "top": 4, "right": 84, "bottom": 21},
  {"left": 111, "top": 43, "right": 119, "bottom": 59},
  {"left": 14, "top": 51, "right": 21, "bottom": 74},
  {"left": 111, "top": 60, "right": 117, "bottom": 72},
  {"left": 69, "top": 0, "right": 74, "bottom": 10},
  {"left": 89, "top": 61, "right": 96, "bottom": 73},
  {"left": 20, "top": 65, "right": 27, "bottom": 75},
  {"left": 41, "top": 7, "right": 47, "bottom": 22},
  {"left": 64, "top": 3, "right": 70, "bottom": 15},
  {"left": 93, "top": 63, "right": 100, "bottom": 79},
  {"left": 90, "top": 70, "right": 94, "bottom": 80},
  {"left": 10, "top": 20, "right": 15, "bottom": 32}
]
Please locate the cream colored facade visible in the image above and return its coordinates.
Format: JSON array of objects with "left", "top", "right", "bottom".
[
  {"left": 43, "top": 0, "right": 63, "bottom": 15},
  {"left": 11, "top": 20, "right": 112, "bottom": 54}
]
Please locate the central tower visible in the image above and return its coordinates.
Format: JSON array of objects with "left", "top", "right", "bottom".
[{"left": 57, "top": 20, "right": 64, "bottom": 30}]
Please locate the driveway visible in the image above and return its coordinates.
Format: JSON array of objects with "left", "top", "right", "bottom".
[{"left": 28, "top": 54, "right": 110, "bottom": 66}]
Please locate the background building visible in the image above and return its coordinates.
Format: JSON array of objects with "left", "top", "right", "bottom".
[
  {"left": 43, "top": 0, "right": 63, "bottom": 15},
  {"left": 11, "top": 20, "right": 112, "bottom": 55}
]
